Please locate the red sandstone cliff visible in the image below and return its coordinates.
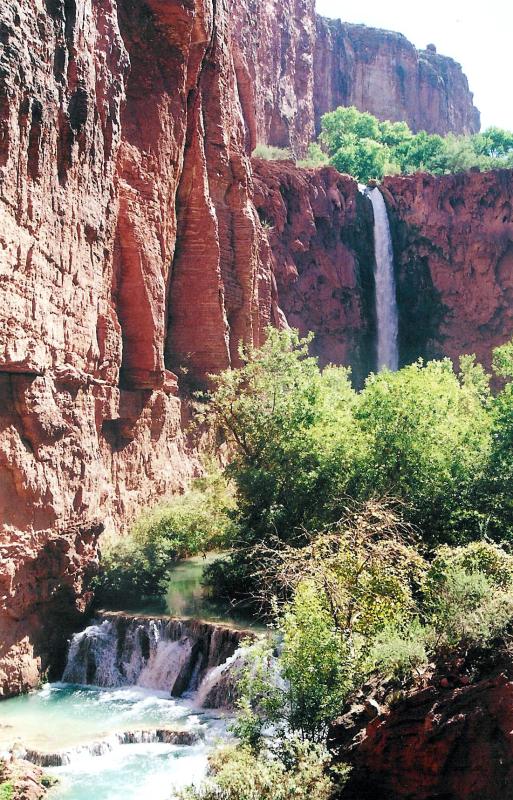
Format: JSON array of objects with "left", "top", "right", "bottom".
[
  {"left": 333, "top": 674, "right": 513, "bottom": 800},
  {"left": 0, "top": 0, "right": 272, "bottom": 697},
  {"left": 229, "top": 1, "right": 480, "bottom": 157},
  {"left": 252, "top": 159, "right": 375, "bottom": 383},
  {"left": 314, "top": 21, "right": 480, "bottom": 142},
  {"left": 382, "top": 169, "right": 513, "bottom": 371}
]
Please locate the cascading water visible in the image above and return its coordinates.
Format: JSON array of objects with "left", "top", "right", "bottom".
[
  {"left": 62, "top": 613, "right": 253, "bottom": 703},
  {"left": 0, "top": 613, "right": 257, "bottom": 800},
  {"left": 367, "top": 187, "right": 399, "bottom": 372}
]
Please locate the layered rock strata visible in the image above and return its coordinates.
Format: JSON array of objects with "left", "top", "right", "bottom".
[
  {"left": 0, "top": 0, "right": 271, "bottom": 697},
  {"left": 383, "top": 169, "right": 513, "bottom": 370}
]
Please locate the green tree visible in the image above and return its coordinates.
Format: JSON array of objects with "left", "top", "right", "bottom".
[
  {"left": 354, "top": 358, "right": 492, "bottom": 543},
  {"left": 331, "top": 137, "right": 388, "bottom": 182},
  {"left": 204, "top": 329, "right": 359, "bottom": 602}
]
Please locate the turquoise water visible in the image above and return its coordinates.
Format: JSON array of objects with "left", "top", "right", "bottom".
[
  {"left": 0, "top": 684, "right": 228, "bottom": 799},
  {"left": 49, "top": 742, "right": 210, "bottom": 800},
  {"left": 0, "top": 553, "right": 254, "bottom": 799}
]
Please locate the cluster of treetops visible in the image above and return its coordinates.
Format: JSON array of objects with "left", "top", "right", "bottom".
[
  {"left": 97, "top": 329, "right": 513, "bottom": 800},
  {"left": 253, "top": 106, "right": 513, "bottom": 183}
]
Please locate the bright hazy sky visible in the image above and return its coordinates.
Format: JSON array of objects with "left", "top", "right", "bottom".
[{"left": 315, "top": 0, "right": 511, "bottom": 131}]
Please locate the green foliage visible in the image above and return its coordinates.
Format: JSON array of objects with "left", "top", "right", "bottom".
[
  {"left": 367, "top": 620, "right": 428, "bottom": 682},
  {"left": 204, "top": 331, "right": 513, "bottom": 605},
  {"left": 232, "top": 584, "right": 349, "bottom": 745},
  {"left": 252, "top": 144, "right": 293, "bottom": 161},
  {"left": 280, "top": 582, "right": 351, "bottom": 741},
  {"left": 316, "top": 105, "right": 513, "bottom": 180},
  {"left": 368, "top": 540, "right": 513, "bottom": 681},
  {"left": 0, "top": 783, "right": 13, "bottom": 800},
  {"left": 94, "top": 469, "right": 234, "bottom": 605},
  {"left": 232, "top": 504, "right": 424, "bottom": 747},
  {"left": 423, "top": 566, "right": 513, "bottom": 651},
  {"left": 203, "top": 328, "right": 359, "bottom": 602},
  {"left": 297, "top": 143, "right": 330, "bottom": 168},
  {"left": 179, "top": 740, "right": 338, "bottom": 800},
  {"left": 354, "top": 357, "right": 492, "bottom": 544}
]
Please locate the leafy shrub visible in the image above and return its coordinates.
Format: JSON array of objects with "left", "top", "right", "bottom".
[
  {"left": 95, "top": 469, "right": 234, "bottom": 605},
  {"left": 423, "top": 567, "right": 513, "bottom": 650},
  {"left": 203, "top": 328, "right": 360, "bottom": 603},
  {"left": 252, "top": 144, "right": 294, "bottom": 161},
  {"left": 231, "top": 584, "right": 350, "bottom": 745},
  {"left": 179, "top": 740, "right": 339, "bottom": 800},
  {"left": 367, "top": 620, "right": 428, "bottom": 682},
  {"left": 0, "top": 783, "right": 12, "bottom": 800},
  {"left": 317, "top": 105, "right": 513, "bottom": 181},
  {"left": 297, "top": 143, "right": 329, "bottom": 168},
  {"left": 354, "top": 357, "right": 492, "bottom": 545}
]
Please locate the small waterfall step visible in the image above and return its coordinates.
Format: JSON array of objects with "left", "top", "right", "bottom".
[
  {"left": 21, "top": 728, "right": 201, "bottom": 767},
  {"left": 62, "top": 612, "right": 257, "bottom": 708}
]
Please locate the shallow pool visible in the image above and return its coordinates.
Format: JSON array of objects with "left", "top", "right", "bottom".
[{"left": 0, "top": 683, "right": 228, "bottom": 800}]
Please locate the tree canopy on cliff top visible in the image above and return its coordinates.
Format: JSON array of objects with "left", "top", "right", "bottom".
[{"left": 299, "top": 106, "right": 513, "bottom": 181}]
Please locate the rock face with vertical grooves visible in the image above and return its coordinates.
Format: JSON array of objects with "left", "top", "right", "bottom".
[
  {"left": 228, "top": 0, "right": 480, "bottom": 157},
  {"left": 0, "top": 0, "right": 272, "bottom": 697}
]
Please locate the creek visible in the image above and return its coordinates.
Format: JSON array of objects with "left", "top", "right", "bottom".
[{"left": 0, "top": 556, "right": 259, "bottom": 800}]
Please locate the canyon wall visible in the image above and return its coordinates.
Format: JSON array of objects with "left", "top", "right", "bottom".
[
  {"left": 229, "top": 0, "right": 480, "bottom": 157},
  {"left": 313, "top": 21, "right": 480, "bottom": 142},
  {"left": 383, "top": 169, "right": 513, "bottom": 371},
  {"left": 255, "top": 163, "right": 513, "bottom": 378},
  {"left": 0, "top": 0, "right": 272, "bottom": 697},
  {"left": 253, "top": 159, "right": 375, "bottom": 384}
]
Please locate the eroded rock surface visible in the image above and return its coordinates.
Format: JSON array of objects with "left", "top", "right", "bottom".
[
  {"left": 383, "top": 169, "right": 513, "bottom": 370},
  {"left": 335, "top": 674, "right": 513, "bottom": 800},
  {"left": 0, "top": 0, "right": 271, "bottom": 696}
]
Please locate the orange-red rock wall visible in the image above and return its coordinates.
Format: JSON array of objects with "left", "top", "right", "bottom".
[
  {"left": 336, "top": 674, "right": 513, "bottom": 800},
  {"left": 383, "top": 170, "right": 513, "bottom": 371},
  {"left": 314, "top": 20, "right": 480, "bottom": 143},
  {"left": 229, "top": 1, "right": 480, "bottom": 157},
  {"left": 0, "top": 0, "right": 271, "bottom": 696}
]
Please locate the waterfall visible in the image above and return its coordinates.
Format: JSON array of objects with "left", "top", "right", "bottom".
[
  {"left": 62, "top": 613, "right": 254, "bottom": 708},
  {"left": 22, "top": 729, "right": 200, "bottom": 767},
  {"left": 367, "top": 187, "right": 399, "bottom": 371}
]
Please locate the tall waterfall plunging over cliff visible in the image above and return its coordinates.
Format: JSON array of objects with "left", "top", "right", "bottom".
[{"left": 368, "top": 188, "right": 399, "bottom": 371}]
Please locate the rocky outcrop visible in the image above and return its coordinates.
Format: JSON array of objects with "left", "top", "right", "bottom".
[
  {"left": 335, "top": 673, "right": 513, "bottom": 800},
  {"left": 0, "top": 758, "right": 46, "bottom": 800},
  {"left": 314, "top": 21, "right": 480, "bottom": 142},
  {"left": 0, "top": 0, "right": 271, "bottom": 697},
  {"left": 229, "top": 1, "right": 479, "bottom": 157},
  {"left": 253, "top": 159, "right": 375, "bottom": 383},
  {"left": 382, "top": 169, "right": 513, "bottom": 370}
]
